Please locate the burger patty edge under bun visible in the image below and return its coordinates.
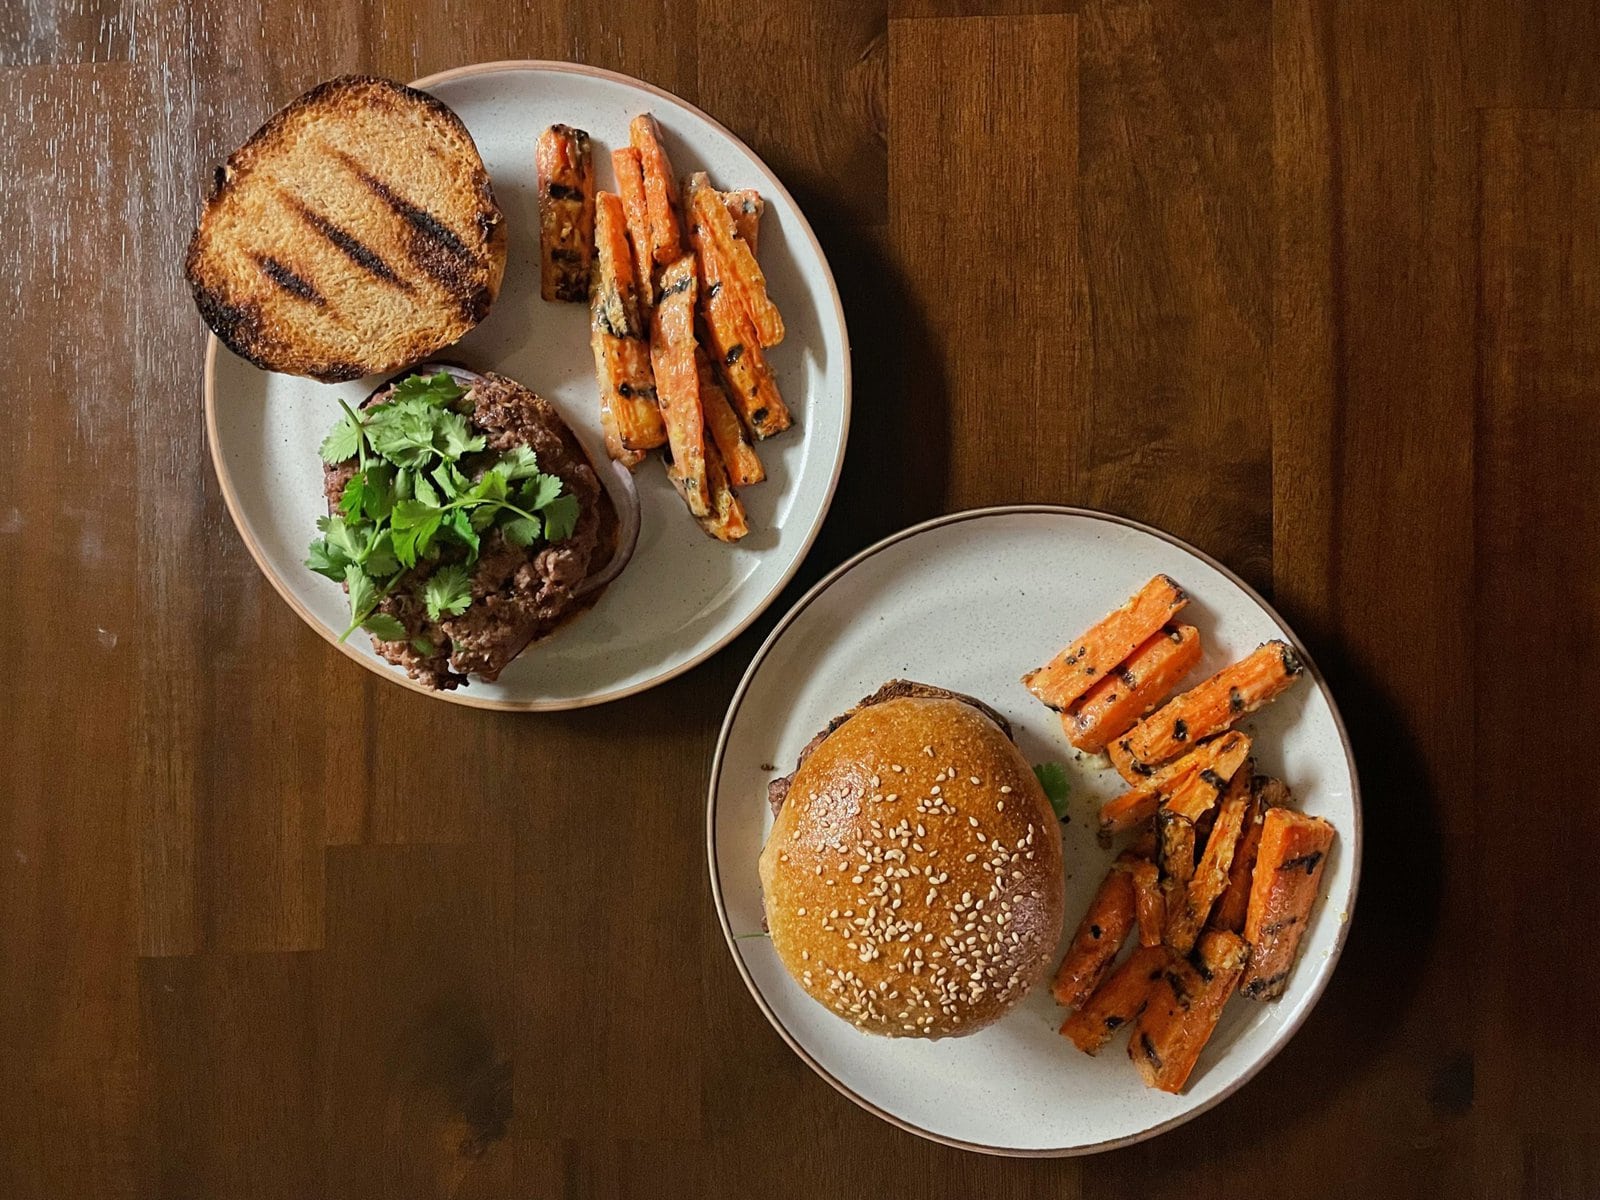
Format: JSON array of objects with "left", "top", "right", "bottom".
[{"left": 759, "top": 687, "right": 1066, "bottom": 1039}]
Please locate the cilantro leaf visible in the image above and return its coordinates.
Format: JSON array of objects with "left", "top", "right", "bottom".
[
  {"left": 305, "top": 537, "right": 350, "bottom": 581},
  {"left": 432, "top": 462, "right": 467, "bottom": 500},
  {"left": 521, "top": 472, "right": 563, "bottom": 511},
  {"left": 390, "top": 371, "right": 465, "bottom": 406},
  {"left": 468, "top": 466, "right": 509, "bottom": 505},
  {"left": 318, "top": 516, "right": 365, "bottom": 564},
  {"left": 501, "top": 514, "right": 542, "bottom": 547},
  {"left": 1033, "top": 762, "right": 1071, "bottom": 821},
  {"left": 498, "top": 445, "right": 541, "bottom": 481},
  {"left": 345, "top": 564, "right": 376, "bottom": 621},
  {"left": 319, "top": 410, "right": 362, "bottom": 465},
  {"left": 413, "top": 471, "right": 442, "bottom": 508},
  {"left": 445, "top": 509, "right": 480, "bottom": 562},
  {"left": 423, "top": 564, "right": 474, "bottom": 621},
  {"left": 361, "top": 528, "right": 399, "bottom": 578},
  {"left": 410, "top": 635, "right": 436, "bottom": 657},
  {"left": 362, "top": 612, "right": 407, "bottom": 642},
  {"left": 541, "top": 493, "right": 581, "bottom": 542},
  {"left": 436, "top": 408, "right": 486, "bottom": 460}
]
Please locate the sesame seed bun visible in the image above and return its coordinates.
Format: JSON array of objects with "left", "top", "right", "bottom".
[{"left": 759, "top": 691, "right": 1065, "bottom": 1038}]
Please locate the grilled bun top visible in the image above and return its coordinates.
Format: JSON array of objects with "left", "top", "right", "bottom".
[
  {"left": 759, "top": 695, "right": 1065, "bottom": 1038},
  {"left": 186, "top": 75, "right": 507, "bottom": 381}
]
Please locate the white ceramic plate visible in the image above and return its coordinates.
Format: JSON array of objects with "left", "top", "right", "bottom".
[
  {"left": 708, "top": 507, "right": 1360, "bottom": 1156},
  {"left": 205, "top": 61, "right": 850, "bottom": 710}
]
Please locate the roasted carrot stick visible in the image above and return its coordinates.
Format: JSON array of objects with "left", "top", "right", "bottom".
[
  {"left": 1050, "top": 867, "right": 1137, "bottom": 1009},
  {"left": 1024, "top": 576, "right": 1190, "bottom": 713},
  {"left": 649, "top": 254, "right": 709, "bottom": 516},
  {"left": 1119, "top": 855, "right": 1165, "bottom": 948},
  {"left": 590, "top": 192, "right": 666, "bottom": 456},
  {"left": 1129, "top": 930, "right": 1249, "bottom": 1093},
  {"left": 695, "top": 234, "right": 792, "bottom": 439},
  {"left": 630, "top": 113, "right": 683, "bottom": 266},
  {"left": 1059, "top": 945, "right": 1169, "bottom": 1054},
  {"left": 611, "top": 146, "right": 655, "bottom": 311},
  {"left": 1210, "top": 775, "right": 1286, "bottom": 933},
  {"left": 1155, "top": 809, "right": 1196, "bottom": 924},
  {"left": 721, "top": 188, "right": 764, "bottom": 254},
  {"left": 536, "top": 124, "right": 595, "bottom": 303},
  {"left": 1098, "top": 731, "right": 1251, "bottom": 836},
  {"left": 1111, "top": 641, "right": 1305, "bottom": 778},
  {"left": 698, "top": 349, "right": 765, "bottom": 486},
  {"left": 687, "top": 172, "right": 784, "bottom": 347},
  {"left": 671, "top": 434, "right": 749, "bottom": 544},
  {"left": 1166, "top": 771, "right": 1251, "bottom": 953},
  {"left": 1062, "top": 625, "right": 1203, "bottom": 753},
  {"left": 1240, "top": 808, "right": 1335, "bottom": 1000}
]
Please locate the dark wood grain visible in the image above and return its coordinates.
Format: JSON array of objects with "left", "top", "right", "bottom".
[{"left": 2, "top": 0, "right": 1598, "bottom": 1196}]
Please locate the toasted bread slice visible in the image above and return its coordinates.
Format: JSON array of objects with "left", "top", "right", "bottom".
[{"left": 186, "top": 75, "right": 507, "bottom": 382}]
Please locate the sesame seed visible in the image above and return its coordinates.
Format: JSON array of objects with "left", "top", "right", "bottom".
[
  {"left": 923, "top": 745, "right": 934, "bottom": 757},
  {"left": 970, "top": 776, "right": 981, "bottom": 785},
  {"left": 997, "top": 800, "right": 1005, "bottom": 811},
  {"left": 969, "top": 816, "right": 979, "bottom": 827},
  {"left": 999, "top": 785, "right": 1013, "bottom": 795},
  {"left": 892, "top": 764, "right": 904, "bottom": 773},
  {"left": 797, "top": 907, "right": 807, "bottom": 915},
  {"left": 931, "top": 786, "right": 941, "bottom": 795},
  {"left": 870, "top": 775, "right": 881, "bottom": 788}
]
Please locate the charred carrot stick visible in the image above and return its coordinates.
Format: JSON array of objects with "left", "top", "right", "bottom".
[
  {"left": 1210, "top": 775, "right": 1286, "bottom": 933},
  {"left": 698, "top": 349, "right": 765, "bottom": 486},
  {"left": 630, "top": 113, "right": 684, "bottom": 267},
  {"left": 1111, "top": 641, "right": 1305, "bottom": 778},
  {"left": 1167, "top": 771, "right": 1251, "bottom": 953},
  {"left": 536, "top": 124, "right": 596, "bottom": 303},
  {"left": 1024, "top": 576, "right": 1190, "bottom": 713},
  {"left": 1059, "top": 945, "right": 1169, "bottom": 1054},
  {"left": 1119, "top": 855, "right": 1165, "bottom": 948},
  {"left": 1155, "top": 809, "right": 1196, "bottom": 924},
  {"left": 611, "top": 146, "right": 655, "bottom": 311},
  {"left": 1129, "top": 930, "right": 1249, "bottom": 1093},
  {"left": 687, "top": 172, "right": 784, "bottom": 347},
  {"left": 672, "top": 433, "right": 749, "bottom": 544},
  {"left": 590, "top": 192, "right": 666, "bottom": 456},
  {"left": 695, "top": 233, "right": 792, "bottom": 439},
  {"left": 1098, "top": 731, "right": 1251, "bottom": 836},
  {"left": 1062, "top": 625, "right": 1203, "bottom": 754},
  {"left": 721, "top": 188, "right": 764, "bottom": 254},
  {"left": 1240, "top": 808, "right": 1335, "bottom": 1000},
  {"left": 650, "top": 254, "right": 709, "bottom": 516},
  {"left": 1050, "top": 867, "right": 1137, "bottom": 1009}
]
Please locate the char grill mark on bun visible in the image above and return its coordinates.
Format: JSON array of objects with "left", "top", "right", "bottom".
[{"left": 759, "top": 689, "right": 1066, "bottom": 1039}]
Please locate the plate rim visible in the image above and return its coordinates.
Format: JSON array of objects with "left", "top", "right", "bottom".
[
  {"left": 203, "top": 58, "right": 854, "bottom": 712},
  {"left": 705, "top": 504, "right": 1363, "bottom": 1157}
]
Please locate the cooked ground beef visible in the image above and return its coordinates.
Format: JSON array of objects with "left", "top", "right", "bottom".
[{"left": 323, "top": 371, "right": 617, "bottom": 690}]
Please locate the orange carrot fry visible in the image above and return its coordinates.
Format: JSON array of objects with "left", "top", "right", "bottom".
[
  {"left": 671, "top": 433, "right": 748, "bottom": 544},
  {"left": 590, "top": 192, "right": 665, "bottom": 456},
  {"left": 536, "top": 124, "right": 595, "bottom": 303},
  {"left": 1059, "top": 946, "right": 1169, "bottom": 1054},
  {"left": 1024, "top": 576, "right": 1190, "bottom": 713},
  {"left": 1167, "top": 771, "right": 1251, "bottom": 953},
  {"left": 1212, "top": 776, "right": 1287, "bottom": 933},
  {"left": 687, "top": 172, "right": 784, "bottom": 347},
  {"left": 1155, "top": 809, "right": 1196, "bottom": 924},
  {"left": 721, "top": 188, "right": 764, "bottom": 254},
  {"left": 630, "top": 113, "right": 683, "bottom": 266},
  {"left": 698, "top": 349, "right": 765, "bottom": 486},
  {"left": 1111, "top": 641, "right": 1305, "bottom": 778},
  {"left": 650, "top": 254, "right": 709, "bottom": 516},
  {"left": 1119, "top": 855, "right": 1165, "bottom": 948},
  {"left": 1130, "top": 931, "right": 1249, "bottom": 1093},
  {"left": 694, "top": 233, "right": 792, "bottom": 439},
  {"left": 1098, "top": 731, "right": 1251, "bottom": 836},
  {"left": 1062, "top": 625, "right": 1203, "bottom": 753},
  {"left": 1240, "top": 809, "right": 1335, "bottom": 1000},
  {"left": 1050, "top": 868, "right": 1137, "bottom": 1009},
  {"left": 611, "top": 146, "right": 655, "bottom": 311}
]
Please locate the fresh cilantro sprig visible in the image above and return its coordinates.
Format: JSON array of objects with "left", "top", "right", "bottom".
[
  {"left": 1033, "top": 761, "right": 1071, "bottom": 822},
  {"left": 304, "top": 372, "right": 580, "bottom": 643}
]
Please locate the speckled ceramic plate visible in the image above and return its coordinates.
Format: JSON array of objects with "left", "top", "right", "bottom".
[
  {"left": 205, "top": 61, "right": 849, "bottom": 710},
  {"left": 708, "top": 506, "right": 1360, "bottom": 1155}
]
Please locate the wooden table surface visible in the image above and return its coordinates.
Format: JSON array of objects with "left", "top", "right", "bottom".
[{"left": 5, "top": 0, "right": 1599, "bottom": 1195}]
